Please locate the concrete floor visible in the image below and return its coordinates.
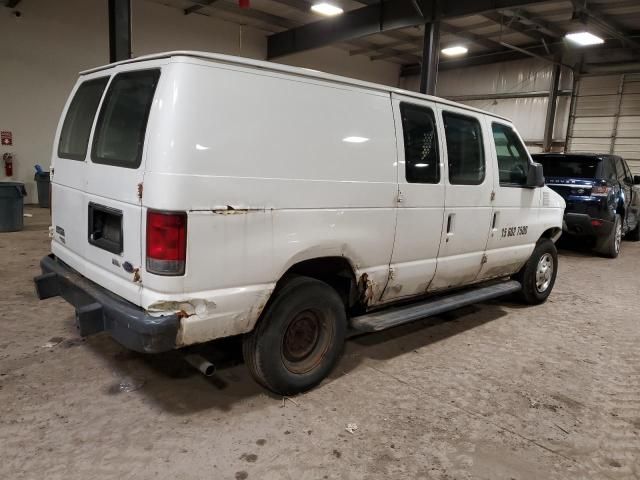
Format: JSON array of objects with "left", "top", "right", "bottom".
[{"left": 1, "top": 207, "right": 639, "bottom": 480}]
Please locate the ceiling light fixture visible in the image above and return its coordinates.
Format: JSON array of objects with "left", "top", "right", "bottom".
[
  {"left": 441, "top": 46, "right": 468, "bottom": 57},
  {"left": 311, "top": 3, "right": 344, "bottom": 16},
  {"left": 565, "top": 31, "right": 604, "bottom": 46}
]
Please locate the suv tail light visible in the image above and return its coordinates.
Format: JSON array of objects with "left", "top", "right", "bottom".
[
  {"left": 591, "top": 185, "right": 610, "bottom": 196},
  {"left": 146, "top": 210, "right": 187, "bottom": 276}
]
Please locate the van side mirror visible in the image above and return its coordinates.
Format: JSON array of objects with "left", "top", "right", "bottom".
[
  {"left": 526, "top": 162, "right": 545, "bottom": 188},
  {"left": 634, "top": 175, "right": 640, "bottom": 185}
]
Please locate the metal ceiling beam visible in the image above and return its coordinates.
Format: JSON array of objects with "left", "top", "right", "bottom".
[
  {"left": 184, "top": 0, "right": 218, "bottom": 16},
  {"left": 498, "top": 8, "right": 566, "bottom": 37},
  {"left": 351, "top": 39, "right": 422, "bottom": 62},
  {"left": 499, "top": 41, "right": 569, "bottom": 68},
  {"left": 352, "top": 23, "right": 503, "bottom": 60},
  {"left": 482, "top": 11, "right": 551, "bottom": 43},
  {"left": 440, "top": 23, "right": 504, "bottom": 50},
  {"left": 267, "top": 0, "right": 553, "bottom": 59},
  {"left": 400, "top": 42, "right": 561, "bottom": 75}
]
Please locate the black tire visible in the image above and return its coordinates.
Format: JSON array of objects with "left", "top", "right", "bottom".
[
  {"left": 595, "top": 214, "right": 622, "bottom": 258},
  {"left": 242, "top": 276, "right": 347, "bottom": 395},
  {"left": 626, "top": 217, "right": 640, "bottom": 242},
  {"left": 514, "top": 238, "right": 558, "bottom": 305}
]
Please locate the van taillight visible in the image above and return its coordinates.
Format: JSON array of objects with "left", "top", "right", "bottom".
[{"left": 146, "top": 210, "right": 187, "bottom": 276}]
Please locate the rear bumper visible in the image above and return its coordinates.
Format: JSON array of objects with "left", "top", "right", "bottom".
[
  {"left": 34, "top": 254, "right": 179, "bottom": 353},
  {"left": 563, "top": 213, "right": 613, "bottom": 238}
]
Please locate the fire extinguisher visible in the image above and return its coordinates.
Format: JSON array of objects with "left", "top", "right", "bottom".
[{"left": 3, "top": 152, "right": 14, "bottom": 177}]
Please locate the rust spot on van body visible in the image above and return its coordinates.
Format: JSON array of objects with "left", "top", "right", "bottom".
[
  {"left": 357, "top": 273, "right": 375, "bottom": 307},
  {"left": 190, "top": 205, "right": 267, "bottom": 215},
  {"left": 147, "top": 299, "right": 217, "bottom": 317}
]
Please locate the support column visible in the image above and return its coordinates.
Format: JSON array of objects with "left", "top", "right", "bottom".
[
  {"left": 543, "top": 62, "right": 561, "bottom": 152},
  {"left": 419, "top": 20, "right": 440, "bottom": 96},
  {"left": 109, "top": 0, "right": 131, "bottom": 63}
]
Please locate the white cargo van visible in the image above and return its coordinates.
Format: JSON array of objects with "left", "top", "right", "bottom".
[{"left": 35, "top": 51, "right": 564, "bottom": 395}]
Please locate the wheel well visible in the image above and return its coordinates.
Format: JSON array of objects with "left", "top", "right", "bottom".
[
  {"left": 279, "top": 257, "right": 357, "bottom": 309},
  {"left": 540, "top": 227, "right": 562, "bottom": 243}
]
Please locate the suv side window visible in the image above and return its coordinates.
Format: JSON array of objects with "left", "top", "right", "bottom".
[
  {"left": 603, "top": 159, "right": 617, "bottom": 182},
  {"left": 399, "top": 103, "right": 440, "bottom": 183},
  {"left": 442, "top": 112, "right": 485, "bottom": 185},
  {"left": 58, "top": 77, "right": 109, "bottom": 161},
  {"left": 615, "top": 158, "right": 628, "bottom": 182},
  {"left": 491, "top": 123, "right": 530, "bottom": 186}
]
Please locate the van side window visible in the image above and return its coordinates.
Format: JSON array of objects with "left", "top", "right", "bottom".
[
  {"left": 442, "top": 112, "right": 485, "bottom": 185},
  {"left": 491, "top": 123, "right": 530, "bottom": 186},
  {"left": 400, "top": 103, "right": 440, "bottom": 183},
  {"left": 92, "top": 69, "right": 160, "bottom": 169},
  {"left": 58, "top": 78, "right": 109, "bottom": 161}
]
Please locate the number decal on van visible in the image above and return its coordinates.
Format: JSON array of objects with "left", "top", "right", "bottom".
[{"left": 501, "top": 225, "right": 528, "bottom": 238}]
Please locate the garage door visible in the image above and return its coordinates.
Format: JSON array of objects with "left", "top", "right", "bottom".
[{"left": 566, "top": 73, "right": 640, "bottom": 174}]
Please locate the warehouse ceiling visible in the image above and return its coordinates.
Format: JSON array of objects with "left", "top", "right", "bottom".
[{"left": 149, "top": 0, "right": 639, "bottom": 74}]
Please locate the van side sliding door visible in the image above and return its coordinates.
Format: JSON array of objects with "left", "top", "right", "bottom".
[
  {"left": 381, "top": 95, "right": 445, "bottom": 302},
  {"left": 429, "top": 106, "right": 495, "bottom": 291}
]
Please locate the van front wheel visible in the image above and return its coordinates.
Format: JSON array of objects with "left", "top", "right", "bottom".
[
  {"left": 514, "top": 238, "right": 558, "bottom": 305},
  {"left": 242, "top": 276, "right": 347, "bottom": 396}
]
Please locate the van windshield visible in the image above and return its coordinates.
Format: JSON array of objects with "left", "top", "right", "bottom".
[
  {"left": 92, "top": 69, "right": 160, "bottom": 169},
  {"left": 534, "top": 155, "right": 600, "bottom": 179}
]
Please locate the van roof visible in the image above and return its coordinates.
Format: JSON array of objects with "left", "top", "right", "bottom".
[{"left": 81, "top": 50, "right": 510, "bottom": 122}]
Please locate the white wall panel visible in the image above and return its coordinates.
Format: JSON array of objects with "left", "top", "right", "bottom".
[
  {"left": 400, "top": 58, "right": 572, "bottom": 147},
  {"left": 567, "top": 74, "right": 640, "bottom": 174}
]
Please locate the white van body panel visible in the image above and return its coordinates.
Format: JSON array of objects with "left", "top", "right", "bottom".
[
  {"left": 138, "top": 58, "right": 398, "bottom": 343},
  {"left": 50, "top": 52, "right": 565, "bottom": 348}
]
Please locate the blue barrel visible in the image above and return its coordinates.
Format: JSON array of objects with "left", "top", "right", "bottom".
[{"left": 0, "top": 182, "right": 27, "bottom": 232}]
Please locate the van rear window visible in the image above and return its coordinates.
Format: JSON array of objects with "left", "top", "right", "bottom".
[
  {"left": 535, "top": 156, "right": 600, "bottom": 179},
  {"left": 58, "top": 78, "right": 109, "bottom": 160},
  {"left": 92, "top": 69, "right": 160, "bottom": 169}
]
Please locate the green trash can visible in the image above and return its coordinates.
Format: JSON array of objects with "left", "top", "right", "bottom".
[
  {"left": 0, "top": 182, "right": 27, "bottom": 232},
  {"left": 34, "top": 171, "right": 50, "bottom": 208}
]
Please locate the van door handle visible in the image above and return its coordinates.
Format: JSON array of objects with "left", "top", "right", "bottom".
[
  {"left": 492, "top": 212, "right": 499, "bottom": 231},
  {"left": 446, "top": 213, "right": 455, "bottom": 242}
]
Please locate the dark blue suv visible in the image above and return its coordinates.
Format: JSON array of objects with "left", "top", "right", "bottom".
[{"left": 532, "top": 153, "right": 640, "bottom": 258}]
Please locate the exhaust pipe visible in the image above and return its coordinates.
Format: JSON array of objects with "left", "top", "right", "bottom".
[{"left": 184, "top": 354, "right": 216, "bottom": 376}]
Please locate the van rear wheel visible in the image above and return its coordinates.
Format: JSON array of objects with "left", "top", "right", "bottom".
[
  {"left": 514, "top": 238, "right": 558, "bottom": 305},
  {"left": 242, "top": 276, "right": 347, "bottom": 395}
]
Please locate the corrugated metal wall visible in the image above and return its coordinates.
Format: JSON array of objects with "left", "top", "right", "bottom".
[
  {"left": 567, "top": 73, "right": 640, "bottom": 174},
  {"left": 400, "top": 58, "right": 573, "bottom": 151}
]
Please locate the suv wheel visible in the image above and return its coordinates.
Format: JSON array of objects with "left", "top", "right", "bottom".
[
  {"left": 242, "top": 276, "right": 347, "bottom": 395},
  {"left": 596, "top": 214, "right": 622, "bottom": 258},
  {"left": 514, "top": 238, "right": 558, "bottom": 305}
]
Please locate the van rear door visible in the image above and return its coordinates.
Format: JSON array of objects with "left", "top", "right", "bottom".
[
  {"left": 52, "top": 68, "right": 161, "bottom": 305},
  {"left": 53, "top": 76, "right": 110, "bottom": 267}
]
